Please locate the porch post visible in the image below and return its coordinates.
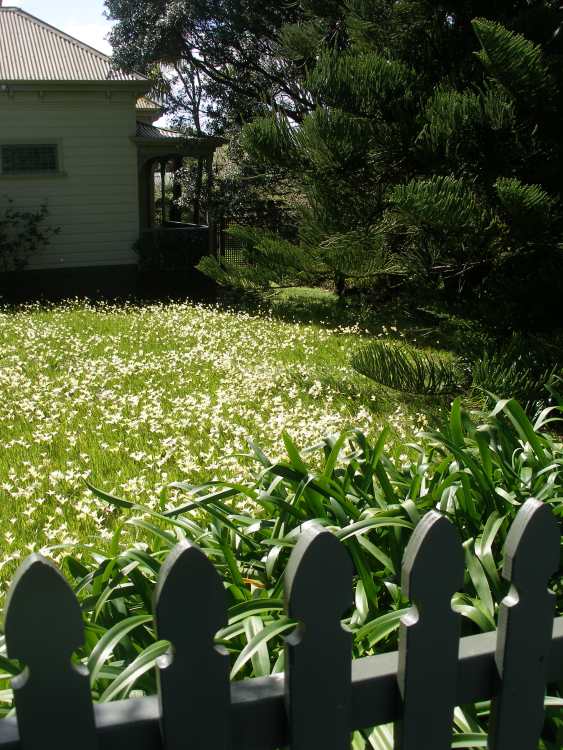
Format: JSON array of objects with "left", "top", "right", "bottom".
[
  {"left": 206, "top": 153, "right": 218, "bottom": 256},
  {"left": 193, "top": 157, "right": 204, "bottom": 226},
  {"left": 170, "top": 156, "right": 183, "bottom": 222},
  {"left": 148, "top": 160, "right": 156, "bottom": 228},
  {"left": 205, "top": 153, "right": 214, "bottom": 225},
  {"left": 160, "top": 160, "right": 167, "bottom": 225}
]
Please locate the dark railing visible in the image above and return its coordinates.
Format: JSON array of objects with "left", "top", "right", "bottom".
[
  {"left": 0, "top": 498, "right": 561, "bottom": 750},
  {"left": 138, "top": 224, "right": 210, "bottom": 271},
  {"left": 218, "top": 217, "right": 248, "bottom": 266}
]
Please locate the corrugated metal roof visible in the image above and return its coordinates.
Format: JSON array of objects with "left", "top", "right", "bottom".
[
  {"left": 137, "top": 97, "right": 162, "bottom": 111},
  {"left": 0, "top": 7, "right": 145, "bottom": 82},
  {"left": 136, "top": 122, "right": 185, "bottom": 140}
]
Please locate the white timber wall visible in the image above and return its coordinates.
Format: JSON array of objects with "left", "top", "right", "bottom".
[{"left": 0, "top": 89, "right": 140, "bottom": 270}]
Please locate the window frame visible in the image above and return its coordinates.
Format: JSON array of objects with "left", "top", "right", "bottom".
[{"left": 0, "top": 140, "right": 65, "bottom": 178}]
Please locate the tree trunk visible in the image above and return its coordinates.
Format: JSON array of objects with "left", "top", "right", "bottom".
[{"left": 335, "top": 272, "right": 346, "bottom": 297}]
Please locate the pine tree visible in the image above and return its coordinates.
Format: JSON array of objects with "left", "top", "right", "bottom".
[{"left": 198, "top": 1, "right": 563, "bottom": 323}]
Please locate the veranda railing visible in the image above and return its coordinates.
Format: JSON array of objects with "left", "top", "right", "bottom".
[{"left": 0, "top": 497, "right": 561, "bottom": 750}]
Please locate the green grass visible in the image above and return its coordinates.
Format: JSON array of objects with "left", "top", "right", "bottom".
[{"left": 0, "top": 297, "right": 448, "bottom": 587}]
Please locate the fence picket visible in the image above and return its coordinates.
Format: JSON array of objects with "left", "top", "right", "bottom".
[
  {"left": 395, "top": 511, "right": 464, "bottom": 750},
  {"left": 154, "top": 540, "right": 230, "bottom": 750},
  {"left": 4, "top": 554, "right": 97, "bottom": 750},
  {"left": 285, "top": 523, "right": 354, "bottom": 750},
  {"left": 489, "top": 499, "right": 559, "bottom": 750}
]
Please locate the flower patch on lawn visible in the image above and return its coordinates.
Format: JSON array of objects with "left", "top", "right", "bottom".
[{"left": 0, "top": 300, "right": 434, "bottom": 586}]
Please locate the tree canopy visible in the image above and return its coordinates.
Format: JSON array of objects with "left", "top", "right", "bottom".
[
  {"left": 107, "top": 1, "right": 563, "bottom": 323},
  {"left": 106, "top": 0, "right": 324, "bottom": 128}
]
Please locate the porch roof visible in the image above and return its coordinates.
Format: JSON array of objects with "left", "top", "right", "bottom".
[{"left": 134, "top": 122, "right": 226, "bottom": 160}]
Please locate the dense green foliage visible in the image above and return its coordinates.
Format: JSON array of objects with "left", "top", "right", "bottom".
[
  {"left": 190, "top": 2, "right": 563, "bottom": 325},
  {"left": 106, "top": 1, "right": 563, "bottom": 324},
  {"left": 1, "top": 398, "right": 560, "bottom": 744},
  {"left": 105, "top": 0, "right": 315, "bottom": 128}
]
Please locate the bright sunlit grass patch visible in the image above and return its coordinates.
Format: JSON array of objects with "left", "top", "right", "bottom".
[{"left": 0, "top": 299, "right": 443, "bottom": 586}]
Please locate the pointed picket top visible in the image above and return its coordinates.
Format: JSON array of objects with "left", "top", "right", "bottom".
[
  {"left": 400, "top": 510, "right": 464, "bottom": 605},
  {"left": 396, "top": 511, "right": 464, "bottom": 750},
  {"left": 285, "top": 522, "right": 353, "bottom": 623},
  {"left": 489, "top": 499, "right": 559, "bottom": 750},
  {"left": 501, "top": 497, "right": 559, "bottom": 598},
  {"left": 155, "top": 540, "right": 230, "bottom": 750},
  {"left": 4, "top": 554, "right": 97, "bottom": 750},
  {"left": 285, "top": 522, "right": 354, "bottom": 750}
]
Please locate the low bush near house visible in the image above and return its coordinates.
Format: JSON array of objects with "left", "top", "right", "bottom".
[
  {"left": 0, "top": 202, "right": 59, "bottom": 272},
  {"left": 134, "top": 225, "right": 209, "bottom": 272}
]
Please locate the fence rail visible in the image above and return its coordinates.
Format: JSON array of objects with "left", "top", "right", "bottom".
[{"left": 0, "top": 498, "right": 561, "bottom": 750}]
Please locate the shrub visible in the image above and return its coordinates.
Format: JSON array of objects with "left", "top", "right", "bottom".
[
  {"left": 0, "top": 202, "right": 59, "bottom": 272},
  {"left": 135, "top": 226, "right": 209, "bottom": 272},
  {"left": 470, "top": 346, "right": 560, "bottom": 409}
]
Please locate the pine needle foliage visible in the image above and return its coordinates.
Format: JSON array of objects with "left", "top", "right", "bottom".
[
  {"left": 320, "top": 228, "right": 405, "bottom": 278},
  {"left": 198, "top": 226, "right": 324, "bottom": 292},
  {"left": 352, "top": 335, "right": 561, "bottom": 410},
  {"left": 241, "top": 116, "right": 299, "bottom": 169},
  {"left": 417, "top": 83, "right": 516, "bottom": 167},
  {"left": 389, "top": 176, "right": 487, "bottom": 234},
  {"left": 352, "top": 341, "right": 462, "bottom": 395},
  {"left": 306, "top": 51, "right": 414, "bottom": 119},
  {"left": 198, "top": 2, "right": 563, "bottom": 318},
  {"left": 470, "top": 337, "right": 561, "bottom": 410},
  {"left": 418, "top": 86, "right": 485, "bottom": 157},
  {"left": 494, "top": 177, "right": 554, "bottom": 236},
  {"left": 472, "top": 18, "right": 554, "bottom": 106},
  {"left": 295, "top": 108, "right": 371, "bottom": 172}
]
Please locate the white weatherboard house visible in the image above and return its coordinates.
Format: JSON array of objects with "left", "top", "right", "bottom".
[{"left": 0, "top": 6, "right": 221, "bottom": 295}]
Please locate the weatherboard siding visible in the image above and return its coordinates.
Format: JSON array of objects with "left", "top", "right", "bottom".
[{"left": 0, "top": 90, "right": 140, "bottom": 270}]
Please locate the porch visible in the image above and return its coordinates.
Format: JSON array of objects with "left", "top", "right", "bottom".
[{"left": 134, "top": 123, "right": 225, "bottom": 271}]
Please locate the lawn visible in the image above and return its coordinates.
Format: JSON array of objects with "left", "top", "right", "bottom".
[{"left": 0, "top": 296, "right": 446, "bottom": 588}]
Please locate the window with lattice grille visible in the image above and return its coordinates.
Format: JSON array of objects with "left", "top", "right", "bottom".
[{"left": 1, "top": 144, "right": 59, "bottom": 175}]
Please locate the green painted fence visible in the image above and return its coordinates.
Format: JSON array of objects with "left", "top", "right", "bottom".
[{"left": 0, "top": 498, "right": 561, "bottom": 750}]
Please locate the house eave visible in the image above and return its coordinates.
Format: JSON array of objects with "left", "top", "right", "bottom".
[
  {"left": 132, "top": 134, "right": 226, "bottom": 158},
  {"left": 131, "top": 139, "right": 218, "bottom": 160},
  {"left": 132, "top": 135, "right": 225, "bottom": 146},
  {"left": 0, "top": 80, "right": 151, "bottom": 94}
]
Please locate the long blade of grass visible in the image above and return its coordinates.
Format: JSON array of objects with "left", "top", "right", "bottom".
[
  {"left": 355, "top": 608, "right": 408, "bottom": 646},
  {"left": 336, "top": 517, "right": 413, "bottom": 542},
  {"left": 87, "top": 614, "right": 153, "bottom": 685},
  {"left": 98, "top": 640, "right": 169, "bottom": 702},
  {"left": 230, "top": 618, "right": 295, "bottom": 679},
  {"left": 243, "top": 616, "right": 271, "bottom": 677}
]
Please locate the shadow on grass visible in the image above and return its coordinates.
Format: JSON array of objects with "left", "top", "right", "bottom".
[{"left": 291, "top": 360, "right": 451, "bottom": 434}]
